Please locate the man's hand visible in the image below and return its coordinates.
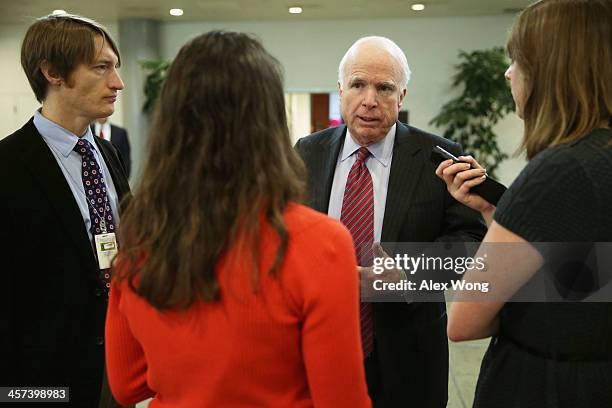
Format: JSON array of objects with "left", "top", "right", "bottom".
[{"left": 358, "top": 243, "right": 410, "bottom": 301}]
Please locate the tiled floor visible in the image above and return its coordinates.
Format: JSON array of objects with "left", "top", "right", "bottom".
[
  {"left": 447, "top": 338, "right": 489, "bottom": 408},
  {"left": 136, "top": 338, "right": 490, "bottom": 408}
]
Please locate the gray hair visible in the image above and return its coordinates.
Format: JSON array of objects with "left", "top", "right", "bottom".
[{"left": 338, "top": 36, "right": 411, "bottom": 89}]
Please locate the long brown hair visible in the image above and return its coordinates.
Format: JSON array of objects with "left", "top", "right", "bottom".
[
  {"left": 117, "top": 31, "right": 306, "bottom": 309},
  {"left": 507, "top": 0, "right": 612, "bottom": 159}
]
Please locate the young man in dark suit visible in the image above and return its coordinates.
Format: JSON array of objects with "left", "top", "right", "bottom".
[
  {"left": 92, "top": 117, "right": 132, "bottom": 177},
  {"left": 0, "top": 14, "right": 131, "bottom": 408},
  {"left": 295, "top": 36, "right": 486, "bottom": 408}
]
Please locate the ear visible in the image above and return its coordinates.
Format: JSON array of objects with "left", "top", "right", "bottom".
[
  {"left": 337, "top": 80, "right": 343, "bottom": 97},
  {"left": 398, "top": 87, "right": 407, "bottom": 108},
  {"left": 40, "top": 60, "right": 64, "bottom": 87}
]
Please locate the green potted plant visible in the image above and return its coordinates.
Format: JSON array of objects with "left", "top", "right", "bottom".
[
  {"left": 430, "top": 47, "right": 515, "bottom": 177},
  {"left": 140, "top": 60, "right": 171, "bottom": 114}
]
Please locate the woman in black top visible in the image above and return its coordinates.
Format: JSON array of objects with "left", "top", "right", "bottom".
[{"left": 436, "top": 0, "right": 612, "bottom": 406}]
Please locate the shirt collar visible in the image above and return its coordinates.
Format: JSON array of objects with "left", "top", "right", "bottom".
[
  {"left": 340, "top": 123, "right": 396, "bottom": 167},
  {"left": 34, "top": 109, "right": 97, "bottom": 158},
  {"left": 94, "top": 121, "right": 111, "bottom": 137}
]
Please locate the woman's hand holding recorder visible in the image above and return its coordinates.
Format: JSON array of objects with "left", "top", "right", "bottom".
[{"left": 435, "top": 155, "right": 496, "bottom": 225}]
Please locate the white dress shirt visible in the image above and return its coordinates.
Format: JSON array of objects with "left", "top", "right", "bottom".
[
  {"left": 34, "top": 110, "right": 121, "bottom": 244},
  {"left": 94, "top": 121, "right": 112, "bottom": 142},
  {"left": 328, "top": 124, "right": 396, "bottom": 242}
]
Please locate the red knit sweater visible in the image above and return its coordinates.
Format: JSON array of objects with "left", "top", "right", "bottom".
[{"left": 105, "top": 204, "right": 371, "bottom": 408}]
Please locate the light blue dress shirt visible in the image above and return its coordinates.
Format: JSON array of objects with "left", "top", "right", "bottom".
[
  {"left": 33, "top": 110, "right": 121, "bottom": 244},
  {"left": 328, "top": 124, "right": 396, "bottom": 243}
]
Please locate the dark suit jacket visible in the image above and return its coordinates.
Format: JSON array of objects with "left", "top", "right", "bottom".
[
  {"left": 0, "top": 119, "right": 131, "bottom": 407},
  {"left": 91, "top": 123, "right": 131, "bottom": 177},
  {"left": 295, "top": 122, "right": 486, "bottom": 408}
]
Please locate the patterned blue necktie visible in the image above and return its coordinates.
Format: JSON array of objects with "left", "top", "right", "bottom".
[{"left": 73, "top": 138, "right": 116, "bottom": 292}]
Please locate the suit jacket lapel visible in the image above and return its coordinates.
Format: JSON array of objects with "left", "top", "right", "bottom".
[
  {"left": 93, "top": 138, "right": 130, "bottom": 203},
  {"left": 381, "top": 122, "right": 425, "bottom": 243},
  {"left": 19, "top": 120, "right": 99, "bottom": 272},
  {"left": 310, "top": 126, "right": 345, "bottom": 214}
]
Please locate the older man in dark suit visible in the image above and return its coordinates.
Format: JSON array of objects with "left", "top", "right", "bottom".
[
  {"left": 0, "top": 14, "right": 130, "bottom": 408},
  {"left": 295, "top": 36, "right": 486, "bottom": 408}
]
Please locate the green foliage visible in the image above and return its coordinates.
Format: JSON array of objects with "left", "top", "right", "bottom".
[
  {"left": 140, "top": 60, "right": 171, "bottom": 114},
  {"left": 430, "top": 47, "right": 515, "bottom": 177}
]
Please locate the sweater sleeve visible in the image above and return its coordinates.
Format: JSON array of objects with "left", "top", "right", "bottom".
[
  {"left": 105, "top": 280, "right": 155, "bottom": 406},
  {"left": 295, "top": 219, "right": 372, "bottom": 408}
]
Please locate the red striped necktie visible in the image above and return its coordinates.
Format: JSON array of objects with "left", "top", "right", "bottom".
[{"left": 340, "top": 146, "right": 374, "bottom": 357}]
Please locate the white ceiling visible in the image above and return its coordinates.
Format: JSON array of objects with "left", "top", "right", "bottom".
[{"left": 1, "top": 0, "right": 530, "bottom": 24}]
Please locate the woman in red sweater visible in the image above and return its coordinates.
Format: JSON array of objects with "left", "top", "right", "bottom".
[{"left": 105, "top": 31, "right": 371, "bottom": 408}]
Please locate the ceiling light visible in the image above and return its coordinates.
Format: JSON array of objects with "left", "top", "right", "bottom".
[
  {"left": 289, "top": 6, "right": 303, "bottom": 14},
  {"left": 169, "top": 8, "right": 184, "bottom": 16},
  {"left": 411, "top": 3, "right": 425, "bottom": 11},
  {"left": 52, "top": 9, "right": 67, "bottom": 15}
]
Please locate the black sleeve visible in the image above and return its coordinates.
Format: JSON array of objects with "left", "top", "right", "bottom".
[
  {"left": 0, "top": 183, "right": 16, "bottom": 385},
  {"left": 412, "top": 140, "right": 487, "bottom": 297},
  {"left": 494, "top": 147, "right": 598, "bottom": 242}
]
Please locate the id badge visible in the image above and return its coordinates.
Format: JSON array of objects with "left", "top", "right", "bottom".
[{"left": 94, "top": 232, "right": 118, "bottom": 270}]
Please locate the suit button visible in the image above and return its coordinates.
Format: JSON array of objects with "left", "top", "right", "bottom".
[
  {"left": 95, "top": 288, "right": 103, "bottom": 297},
  {"left": 96, "top": 337, "right": 104, "bottom": 346}
]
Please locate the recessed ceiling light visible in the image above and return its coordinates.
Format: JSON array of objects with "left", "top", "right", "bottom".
[
  {"left": 169, "top": 8, "right": 184, "bottom": 16},
  {"left": 52, "top": 9, "right": 67, "bottom": 15},
  {"left": 411, "top": 3, "right": 425, "bottom": 11},
  {"left": 289, "top": 6, "right": 303, "bottom": 14}
]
